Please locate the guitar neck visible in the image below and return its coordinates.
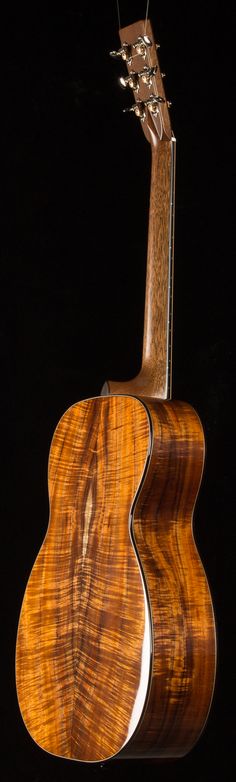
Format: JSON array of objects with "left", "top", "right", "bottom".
[
  {"left": 104, "top": 18, "right": 176, "bottom": 401},
  {"left": 142, "top": 136, "right": 176, "bottom": 399},
  {"left": 104, "top": 137, "right": 176, "bottom": 400}
]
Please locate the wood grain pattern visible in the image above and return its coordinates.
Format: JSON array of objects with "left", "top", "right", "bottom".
[
  {"left": 123, "top": 398, "right": 216, "bottom": 757},
  {"left": 118, "top": 19, "right": 172, "bottom": 144},
  {"left": 103, "top": 19, "right": 175, "bottom": 400},
  {"left": 16, "top": 395, "right": 216, "bottom": 762},
  {"left": 16, "top": 18, "right": 216, "bottom": 764},
  {"left": 16, "top": 396, "right": 152, "bottom": 762},
  {"left": 104, "top": 138, "right": 175, "bottom": 400}
]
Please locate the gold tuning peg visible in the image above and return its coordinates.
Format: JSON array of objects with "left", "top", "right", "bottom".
[
  {"left": 123, "top": 93, "right": 170, "bottom": 122},
  {"left": 109, "top": 42, "right": 132, "bottom": 63},
  {"left": 139, "top": 65, "right": 157, "bottom": 86},
  {"left": 119, "top": 71, "right": 139, "bottom": 91},
  {"left": 144, "top": 95, "right": 162, "bottom": 115},
  {"left": 119, "top": 65, "right": 158, "bottom": 93},
  {"left": 123, "top": 101, "right": 146, "bottom": 120},
  {"left": 133, "top": 34, "right": 152, "bottom": 58}
]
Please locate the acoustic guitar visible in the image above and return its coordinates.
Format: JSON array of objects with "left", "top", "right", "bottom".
[{"left": 15, "top": 18, "right": 217, "bottom": 763}]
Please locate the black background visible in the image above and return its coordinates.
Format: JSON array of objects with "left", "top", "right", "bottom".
[{"left": 1, "top": 1, "right": 235, "bottom": 780}]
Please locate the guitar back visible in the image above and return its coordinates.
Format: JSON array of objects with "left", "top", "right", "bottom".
[
  {"left": 16, "top": 395, "right": 152, "bottom": 762},
  {"left": 16, "top": 394, "right": 216, "bottom": 763}
]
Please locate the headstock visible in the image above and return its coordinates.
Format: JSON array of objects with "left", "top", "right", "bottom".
[{"left": 110, "top": 19, "right": 172, "bottom": 145}]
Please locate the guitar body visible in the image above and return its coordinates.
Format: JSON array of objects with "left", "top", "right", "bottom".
[
  {"left": 16, "top": 394, "right": 216, "bottom": 762},
  {"left": 16, "top": 17, "right": 217, "bottom": 764}
]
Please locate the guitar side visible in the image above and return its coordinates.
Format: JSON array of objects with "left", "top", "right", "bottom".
[{"left": 121, "top": 397, "right": 216, "bottom": 758}]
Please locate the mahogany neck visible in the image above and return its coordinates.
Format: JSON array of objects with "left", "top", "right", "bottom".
[
  {"left": 141, "top": 137, "right": 176, "bottom": 399},
  {"left": 105, "top": 136, "right": 176, "bottom": 401}
]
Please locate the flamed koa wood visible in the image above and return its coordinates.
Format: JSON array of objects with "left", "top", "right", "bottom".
[
  {"left": 124, "top": 398, "right": 216, "bottom": 757},
  {"left": 16, "top": 396, "right": 151, "bottom": 762},
  {"left": 16, "top": 17, "right": 216, "bottom": 765},
  {"left": 16, "top": 395, "right": 216, "bottom": 762}
]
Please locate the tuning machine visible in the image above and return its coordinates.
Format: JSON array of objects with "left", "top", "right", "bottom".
[
  {"left": 119, "top": 65, "right": 158, "bottom": 92},
  {"left": 123, "top": 94, "right": 171, "bottom": 121},
  {"left": 123, "top": 101, "right": 147, "bottom": 120},
  {"left": 119, "top": 71, "right": 139, "bottom": 91},
  {"left": 133, "top": 34, "right": 152, "bottom": 58},
  {"left": 146, "top": 95, "right": 167, "bottom": 114},
  {"left": 110, "top": 42, "right": 133, "bottom": 63},
  {"left": 148, "top": 94, "right": 172, "bottom": 111},
  {"left": 140, "top": 65, "right": 157, "bottom": 85},
  {"left": 110, "top": 33, "right": 153, "bottom": 66}
]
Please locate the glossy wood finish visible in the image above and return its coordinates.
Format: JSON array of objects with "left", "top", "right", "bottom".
[
  {"left": 118, "top": 20, "right": 172, "bottom": 145},
  {"left": 104, "top": 139, "right": 175, "bottom": 400},
  {"left": 104, "top": 20, "right": 175, "bottom": 400},
  {"left": 16, "top": 17, "right": 216, "bottom": 764},
  {"left": 16, "top": 396, "right": 152, "bottom": 762},
  {"left": 124, "top": 398, "right": 216, "bottom": 757},
  {"left": 16, "top": 395, "right": 216, "bottom": 762}
]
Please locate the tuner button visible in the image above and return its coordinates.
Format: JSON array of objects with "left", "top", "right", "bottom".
[
  {"left": 110, "top": 42, "right": 132, "bottom": 63},
  {"left": 119, "top": 75, "right": 128, "bottom": 88},
  {"left": 143, "top": 34, "right": 152, "bottom": 45},
  {"left": 123, "top": 101, "right": 146, "bottom": 120},
  {"left": 119, "top": 71, "right": 139, "bottom": 91}
]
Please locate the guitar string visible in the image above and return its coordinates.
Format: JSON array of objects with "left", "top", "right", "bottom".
[
  {"left": 144, "top": 0, "right": 150, "bottom": 33},
  {"left": 115, "top": 1, "right": 150, "bottom": 30},
  {"left": 116, "top": 0, "right": 121, "bottom": 28}
]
